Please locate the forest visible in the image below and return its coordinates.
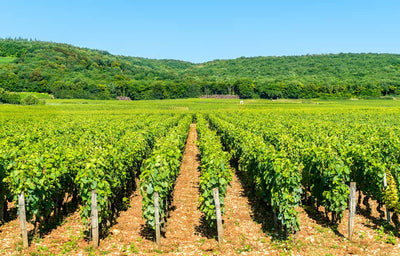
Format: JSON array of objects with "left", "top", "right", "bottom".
[{"left": 1, "top": 38, "right": 400, "bottom": 100}]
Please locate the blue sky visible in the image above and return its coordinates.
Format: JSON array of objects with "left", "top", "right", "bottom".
[{"left": 1, "top": 0, "right": 399, "bottom": 63}]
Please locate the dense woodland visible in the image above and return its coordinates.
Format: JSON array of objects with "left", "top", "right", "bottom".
[{"left": 1, "top": 38, "right": 400, "bottom": 100}]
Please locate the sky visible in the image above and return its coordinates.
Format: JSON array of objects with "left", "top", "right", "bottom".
[{"left": 1, "top": 0, "right": 400, "bottom": 63}]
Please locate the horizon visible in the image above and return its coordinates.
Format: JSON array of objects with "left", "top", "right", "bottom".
[{"left": 2, "top": 0, "right": 400, "bottom": 63}]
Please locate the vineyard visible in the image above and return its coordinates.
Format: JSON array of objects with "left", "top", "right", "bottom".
[{"left": 1, "top": 98, "right": 400, "bottom": 255}]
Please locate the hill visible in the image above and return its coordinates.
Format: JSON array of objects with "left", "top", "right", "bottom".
[{"left": 1, "top": 39, "right": 400, "bottom": 99}]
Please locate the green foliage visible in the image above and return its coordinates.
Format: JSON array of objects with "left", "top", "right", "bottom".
[
  {"left": 18, "top": 92, "right": 53, "bottom": 99},
  {"left": 0, "top": 57, "right": 15, "bottom": 64},
  {"left": 234, "top": 78, "right": 254, "bottom": 99},
  {"left": 75, "top": 114, "right": 181, "bottom": 227},
  {"left": 0, "top": 88, "right": 45, "bottom": 105},
  {"left": 207, "top": 114, "right": 302, "bottom": 234},
  {"left": 0, "top": 39, "right": 195, "bottom": 100},
  {"left": 302, "top": 146, "right": 350, "bottom": 222},
  {"left": 218, "top": 107, "right": 400, "bottom": 224},
  {"left": 21, "top": 94, "right": 40, "bottom": 105},
  {"left": 4, "top": 134, "right": 78, "bottom": 224},
  {"left": 196, "top": 114, "right": 232, "bottom": 227},
  {"left": 0, "top": 109, "right": 183, "bottom": 233},
  {"left": 1, "top": 39, "right": 400, "bottom": 100},
  {"left": 139, "top": 115, "right": 191, "bottom": 229},
  {"left": 383, "top": 171, "right": 400, "bottom": 213},
  {"left": 2, "top": 98, "right": 400, "bottom": 244},
  {"left": 0, "top": 88, "right": 21, "bottom": 104}
]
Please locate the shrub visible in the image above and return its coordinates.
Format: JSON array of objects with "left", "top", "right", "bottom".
[
  {"left": 21, "top": 94, "right": 40, "bottom": 105},
  {"left": 0, "top": 88, "right": 21, "bottom": 104}
]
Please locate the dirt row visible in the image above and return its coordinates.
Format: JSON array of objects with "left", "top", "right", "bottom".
[{"left": 0, "top": 124, "right": 400, "bottom": 255}]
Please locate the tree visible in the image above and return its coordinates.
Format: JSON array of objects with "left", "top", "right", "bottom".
[{"left": 234, "top": 78, "right": 254, "bottom": 99}]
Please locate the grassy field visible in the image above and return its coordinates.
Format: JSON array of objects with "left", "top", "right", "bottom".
[
  {"left": 0, "top": 57, "right": 15, "bottom": 64},
  {"left": 17, "top": 97, "right": 400, "bottom": 110},
  {"left": 1, "top": 97, "right": 400, "bottom": 119},
  {"left": 16, "top": 92, "right": 54, "bottom": 100}
]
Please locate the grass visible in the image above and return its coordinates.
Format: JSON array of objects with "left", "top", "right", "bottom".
[
  {"left": 84, "top": 245, "right": 96, "bottom": 256},
  {"left": 0, "top": 56, "right": 15, "bottom": 64},
  {"left": 128, "top": 242, "right": 139, "bottom": 253},
  {"left": 18, "top": 97, "right": 400, "bottom": 114},
  {"left": 17, "top": 92, "right": 54, "bottom": 100},
  {"left": 235, "top": 244, "right": 252, "bottom": 254},
  {"left": 373, "top": 225, "right": 397, "bottom": 245}
]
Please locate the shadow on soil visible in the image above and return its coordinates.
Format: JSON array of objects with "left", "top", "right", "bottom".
[
  {"left": 1, "top": 201, "right": 18, "bottom": 225},
  {"left": 29, "top": 197, "right": 80, "bottom": 242},
  {"left": 357, "top": 203, "right": 400, "bottom": 238},
  {"left": 303, "top": 192, "right": 400, "bottom": 239},
  {"left": 194, "top": 215, "right": 218, "bottom": 240},
  {"left": 28, "top": 178, "right": 141, "bottom": 244},
  {"left": 139, "top": 224, "right": 157, "bottom": 242},
  {"left": 302, "top": 204, "right": 344, "bottom": 238},
  {"left": 233, "top": 168, "right": 290, "bottom": 242}
]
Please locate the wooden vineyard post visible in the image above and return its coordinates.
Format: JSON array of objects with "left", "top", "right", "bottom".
[
  {"left": 213, "top": 187, "right": 223, "bottom": 243},
  {"left": 383, "top": 173, "right": 391, "bottom": 223},
  {"left": 91, "top": 190, "right": 99, "bottom": 248},
  {"left": 18, "top": 191, "right": 29, "bottom": 248},
  {"left": 348, "top": 182, "right": 356, "bottom": 240},
  {"left": 154, "top": 192, "right": 161, "bottom": 246}
]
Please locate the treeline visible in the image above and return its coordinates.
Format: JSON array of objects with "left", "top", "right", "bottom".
[
  {"left": 0, "top": 39, "right": 196, "bottom": 100},
  {"left": 1, "top": 38, "right": 400, "bottom": 99}
]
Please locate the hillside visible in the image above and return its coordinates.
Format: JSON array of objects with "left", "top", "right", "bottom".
[
  {"left": 0, "top": 39, "right": 195, "bottom": 99},
  {"left": 1, "top": 39, "right": 400, "bottom": 99}
]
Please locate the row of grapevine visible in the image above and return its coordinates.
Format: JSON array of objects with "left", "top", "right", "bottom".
[
  {"left": 301, "top": 146, "right": 350, "bottom": 222},
  {"left": 75, "top": 115, "right": 182, "bottom": 229},
  {"left": 196, "top": 114, "right": 232, "bottom": 227},
  {"left": 219, "top": 113, "right": 350, "bottom": 224},
  {"left": 0, "top": 113, "right": 182, "bottom": 233},
  {"left": 139, "top": 115, "right": 192, "bottom": 230},
  {"left": 207, "top": 114, "right": 302, "bottom": 234},
  {"left": 219, "top": 110, "right": 400, "bottom": 225}
]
